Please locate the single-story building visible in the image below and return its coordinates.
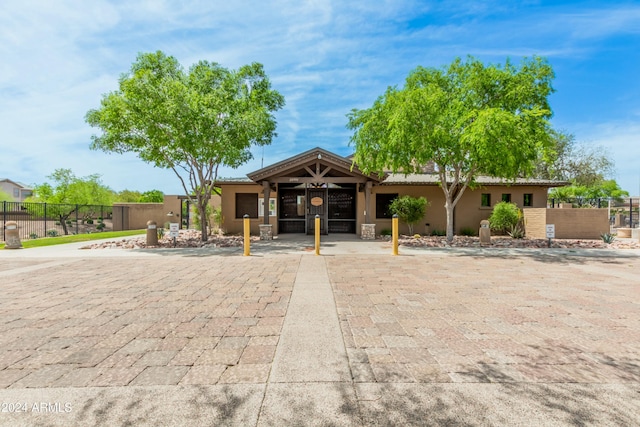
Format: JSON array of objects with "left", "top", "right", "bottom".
[{"left": 215, "top": 147, "right": 565, "bottom": 237}]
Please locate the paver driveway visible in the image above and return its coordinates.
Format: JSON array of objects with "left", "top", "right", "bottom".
[{"left": 0, "top": 244, "right": 639, "bottom": 426}]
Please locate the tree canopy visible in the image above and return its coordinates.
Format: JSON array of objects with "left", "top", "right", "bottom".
[
  {"left": 0, "top": 190, "right": 12, "bottom": 202},
  {"left": 534, "top": 130, "right": 615, "bottom": 187},
  {"left": 138, "top": 190, "right": 164, "bottom": 203},
  {"left": 86, "top": 51, "right": 285, "bottom": 241},
  {"left": 388, "top": 195, "right": 428, "bottom": 235},
  {"left": 348, "top": 55, "right": 555, "bottom": 242},
  {"left": 27, "top": 169, "right": 113, "bottom": 234}
]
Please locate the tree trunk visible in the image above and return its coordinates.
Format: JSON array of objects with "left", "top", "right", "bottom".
[
  {"left": 445, "top": 198, "right": 454, "bottom": 243},
  {"left": 60, "top": 215, "right": 69, "bottom": 235},
  {"left": 198, "top": 202, "right": 208, "bottom": 242}
]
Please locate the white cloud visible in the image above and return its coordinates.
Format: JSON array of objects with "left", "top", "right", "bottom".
[{"left": 1, "top": 0, "right": 639, "bottom": 196}]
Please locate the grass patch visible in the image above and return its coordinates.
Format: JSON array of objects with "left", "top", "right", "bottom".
[{"left": 1, "top": 230, "right": 145, "bottom": 249}]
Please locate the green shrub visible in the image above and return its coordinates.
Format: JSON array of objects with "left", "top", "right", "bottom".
[
  {"left": 96, "top": 223, "right": 106, "bottom": 231},
  {"left": 460, "top": 227, "right": 476, "bottom": 236},
  {"left": 431, "top": 229, "right": 446, "bottom": 236},
  {"left": 47, "top": 229, "right": 59, "bottom": 237},
  {"left": 600, "top": 232, "right": 615, "bottom": 244},
  {"left": 85, "top": 218, "right": 94, "bottom": 225},
  {"left": 489, "top": 202, "right": 521, "bottom": 234},
  {"left": 55, "top": 221, "right": 61, "bottom": 226},
  {"left": 157, "top": 228, "right": 165, "bottom": 238},
  {"left": 212, "top": 206, "right": 223, "bottom": 231},
  {"left": 508, "top": 224, "right": 525, "bottom": 239},
  {"left": 29, "top": 233, "right": 38, "bottom": 239},
  {"left": 388, "top": 195, "right": 429, "bottom": 235},
  {"left": 380, "top": 228, "right": 392, "bottom": 236}
]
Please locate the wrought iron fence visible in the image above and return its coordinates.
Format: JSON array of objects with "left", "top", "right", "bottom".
[
  {"left": 1, "top": 201, "right": 113, "bottom": 242},
  {"left": 548, "top": 197, "right": 639, "bottom": 228}
]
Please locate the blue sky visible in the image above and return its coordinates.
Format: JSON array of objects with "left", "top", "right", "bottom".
[{"left": 1, "top": 1, "right": 639, "bottom": 195}]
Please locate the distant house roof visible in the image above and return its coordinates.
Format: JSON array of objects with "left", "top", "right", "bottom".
[{"left": 0, "top": 178, "right": 33, "bottom": 190}]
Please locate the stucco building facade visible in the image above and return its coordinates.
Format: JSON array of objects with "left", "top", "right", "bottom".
[{"left": 215, "top": 147, "right": 563, "bottom": 237}]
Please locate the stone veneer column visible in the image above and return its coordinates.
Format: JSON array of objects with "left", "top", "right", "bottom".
[
  {"left": 259, "top": 224, "right": 273, "bottom": 240},
  {"left": 360, "top": 223, "right": 376, "bottom": 240}
]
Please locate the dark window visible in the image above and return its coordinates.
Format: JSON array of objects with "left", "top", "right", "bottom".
[
  {"left": 376, "top": 193, "right": 398, "bottom": 218},
  {"left": 235, "top": 193, "right": 258, "bottom": 218},
  {"left": 523, "top": 193, "right": 533, "bottom": 207},
  {"left": 502, "top": 194, "right": 511, "bottom": 203},
  {"left": 481, "top": 193, "right": 491, "bottom": 207}
]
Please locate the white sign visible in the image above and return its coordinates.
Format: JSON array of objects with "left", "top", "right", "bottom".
[
  {"left": 169, "top": 222, "right": 180, "bottom": 237},
  {"left": 258, "top": 198, "right": 277, "bottom": 217},
  {"left": 545, "top": 224, "right": 555, "bottom": 239}
]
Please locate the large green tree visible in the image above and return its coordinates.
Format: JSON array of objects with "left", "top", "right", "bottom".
[
  {"left": 534, "top": 130, "right": 614, "bottom": 186},
  {"left": 28, "top": 169, "right": 114, "bottom": 235},
  {"left": 86, "top": 51, "right": 285, "bottom": 241},
  {"left": 348, "top": 56, "right": 555, "bottom": 242}
]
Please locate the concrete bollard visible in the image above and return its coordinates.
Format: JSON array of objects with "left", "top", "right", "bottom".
[
  {"left": 146, "top": 220, "right": 158, "bottom": 246},
  {"left": 392, "top": 214, "right": 399, "bottom": 256},
  {"left": 479, "top": 220, "right": 491, "bottom": 244},
  {"left": 315, "top": 215, "right": 320, "bottom": 255},
  {"left": 243, "top": 214, "right": 250, "bottom": 256},
  {"left": 4, "top": 221, "right": 22, "bottom": 249}
]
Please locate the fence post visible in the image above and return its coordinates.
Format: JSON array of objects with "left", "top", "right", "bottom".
[
  {"left": 44, "top": 203, "right": 47, "bottom": 236},
  {"left": 630, "top": 197, "right": 634, "bottom": 229},
  {"left": 75, "top": 205, "right": 79, "bottom": 234}
]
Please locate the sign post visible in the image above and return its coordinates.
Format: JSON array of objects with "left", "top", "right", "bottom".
[
  {"left": 545, "top": 224, "right": 555, "bottom": 248},
  {"left": 169, "top": 222, "right": 179, "bottom": 247}
]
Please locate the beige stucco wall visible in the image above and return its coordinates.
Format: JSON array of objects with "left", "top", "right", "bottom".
[
  {"left": 367, "top": 185, "right": 549, "bottom": 236},
  {"left": 523, "top": 208, "right": 609, "bottom": 239},
  {"left": 363, "top": 186, "right": 446, "bottom": 235},
  {"left": 454, "top": 185, "right": 549, "bottom": 234},
  {"left": 113, "top": 195, "right": 221, "bottom": 231},
  {"left": 219, "top": 183, "right": 555, "bottom": 237},
  {"left": 219, "top": 184, "right": 276, "bottom": 235}
]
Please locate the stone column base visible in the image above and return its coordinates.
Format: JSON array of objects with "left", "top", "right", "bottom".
[
  {"left": 361, "top": 224, "right": 376, "bottom": 240},
  {"left": 259, "top": 224, "right": 273, "bottom": 240}
]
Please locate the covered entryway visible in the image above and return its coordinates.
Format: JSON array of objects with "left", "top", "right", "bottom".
[{"left": 247, "top": 147, "right": 382, "bottom": 235}]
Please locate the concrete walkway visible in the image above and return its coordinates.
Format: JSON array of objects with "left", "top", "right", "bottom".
[{"left": 0, "top": 238, "right": 639, "bottom": 426}]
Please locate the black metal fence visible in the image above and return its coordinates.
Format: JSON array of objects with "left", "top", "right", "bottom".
[
  {"left": 1, "top": 201, "right": 113, "bottom": 242},
  {"left": 548, "top": 197, "right": 639, "bottom": 228}
]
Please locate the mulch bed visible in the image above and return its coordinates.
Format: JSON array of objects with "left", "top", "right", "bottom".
[{"left": 82, "top": 229, "right": 640, "bottom": 250}]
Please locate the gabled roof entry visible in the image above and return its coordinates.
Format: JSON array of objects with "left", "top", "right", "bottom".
[{"left": 247, "top": 147, "right": 385, "bottom": 184}]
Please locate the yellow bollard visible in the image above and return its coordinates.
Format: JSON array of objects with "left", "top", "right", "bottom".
[
  {"left": 315, "top": 215, "right": 320, "bottom": 255},
  {"left": 243, "top": 214, "right": 250, "bottom": 256},
  {"left": 392, "top": 214, "right": 399, "bottom": 256}
]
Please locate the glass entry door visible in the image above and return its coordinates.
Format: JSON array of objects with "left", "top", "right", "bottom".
[{"left": 307, "top": 188, "right": 327, "bottom": 235}]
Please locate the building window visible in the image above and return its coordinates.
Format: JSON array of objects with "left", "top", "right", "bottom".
[
  {"left": 502, "top": 194, "right": 511, "bottom": 203},
  {"left": 481, "top": 193, "right": 491, "bottom": 207},
  {"left": 13, "top": 188, "right": 19, "bottom": 198},
  {"left": 235, "top": 193, "right": 258, "bottom": 218},
  {"left": 376, "top": 193, "right": 398, "bottom": 218},
  {"left": 523, "top": 193, "right": 533, "bottom": 207}
]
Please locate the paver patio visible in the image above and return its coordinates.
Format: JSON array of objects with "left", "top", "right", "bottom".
[{"left": 0, "top": 240, "right": 639, "bottom": 425}]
